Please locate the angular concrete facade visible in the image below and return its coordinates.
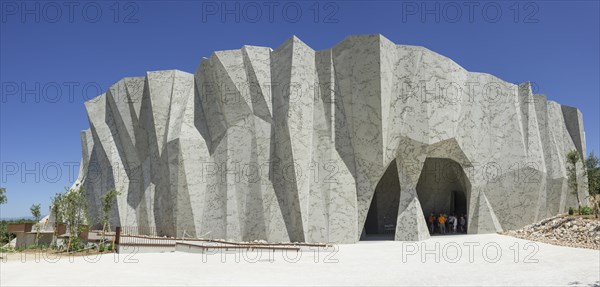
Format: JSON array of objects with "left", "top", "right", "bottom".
[{"left": 74, "top": 35, "right": 588, "bottom": 243}]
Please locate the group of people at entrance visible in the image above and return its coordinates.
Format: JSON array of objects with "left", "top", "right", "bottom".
[{"left": 427, "top": 213, "right": 466, "bottom": 234}]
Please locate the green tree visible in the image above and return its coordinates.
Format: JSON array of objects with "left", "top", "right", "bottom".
[
  {"left": 30, "top": 204, "right": 42, "bottom": 245},
  {"left": 62, "top": 187, "right": 88, "bottom": 252},
  {"left": 0, "top": 188, "right": 9, "bottom": 253},
  {"left": 567, "top": 150, "right": 582, "bottom": 215},
  {"left": 100, "top": 188, "right": 120, "bottom": 249},
  {"left": 0, "top": 187, "right": 6, "bottom": 205},
  {"left": 585, "top": 151, "right": 600, "bottom": 217},
  {"left": 49, "top": 192, "right": 64, "bottom": 247}
]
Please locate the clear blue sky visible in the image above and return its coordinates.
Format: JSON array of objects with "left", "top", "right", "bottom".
[{"left": 1, "top": 0, "right": 598, "bottom": 218}]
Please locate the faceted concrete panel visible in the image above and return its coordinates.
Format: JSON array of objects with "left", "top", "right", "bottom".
[{"left": 76, "top": 35, "right": 588, "bottom": 243}]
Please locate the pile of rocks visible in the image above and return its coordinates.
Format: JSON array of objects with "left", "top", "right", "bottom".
[{"left": 503, "top": 215, "right": 600, "bottom": 249}]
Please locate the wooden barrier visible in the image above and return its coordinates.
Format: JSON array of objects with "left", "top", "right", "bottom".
[{"left": 8, "top": 223, "right": 32, "bottom": 233}]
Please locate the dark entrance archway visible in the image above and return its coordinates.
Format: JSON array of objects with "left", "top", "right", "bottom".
[
  {"left": 362, "top": 159, "right": 401, "bottom": 240},
  {"left": 416, "top": 158, "right": 469, "bottom": 235}
]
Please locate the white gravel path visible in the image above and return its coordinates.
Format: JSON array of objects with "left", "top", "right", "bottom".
[{"left": 1, "top": 234, "right": 598, "bottom": 286}]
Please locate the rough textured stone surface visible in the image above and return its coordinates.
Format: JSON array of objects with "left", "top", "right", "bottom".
[
  {"left": 503, "top": 215, "right": 600, "bottom": 250},
  {"left": 74, "top": 34, "right": 588, "bottom": 243}
]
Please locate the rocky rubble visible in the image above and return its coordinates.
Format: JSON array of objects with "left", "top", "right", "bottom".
[{"left": 503, "top": 215, "right": 600, "bottom": 249}]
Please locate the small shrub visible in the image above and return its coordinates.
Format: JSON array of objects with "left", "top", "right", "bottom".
[
  {"left": 16, "top": 244, "right": 43, "bottom": 252},
  {"left": 0, "top": 246, "right": 14, "bottom": 253},
  {"left": 98, "top": 242, "right": 113, "bottom": 252},
  {"left": 68, "top": 237, "right": 84, "bottom": 252},
  {"left": 580, "top": 206, "right": 593, "bottom": 215},
  {"left": 568, "top": 207, "right": 574, "bottom": 215}
]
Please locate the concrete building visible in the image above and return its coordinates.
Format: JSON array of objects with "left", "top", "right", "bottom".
[{"left": 74, "top": 34, "right": 588, "bottom": 243}]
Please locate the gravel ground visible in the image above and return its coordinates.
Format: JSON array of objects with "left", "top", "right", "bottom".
[
  {"left": 1, "top": 234, "right": 599, "bottom": 286},
  {"left": 503, "top": 214, "right": 600, "bottom": 250}
]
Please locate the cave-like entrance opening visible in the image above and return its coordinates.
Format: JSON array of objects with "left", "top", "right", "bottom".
[
  {"left": 362, "top": 159, "right": 401, "bottom": 241},
  {"left": 417, "top": 158, "right": 469, "bottom": 235}
]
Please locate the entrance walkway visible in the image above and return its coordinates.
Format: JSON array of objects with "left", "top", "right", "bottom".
[
  {"left": 361, "top": 234, "right": 395, "bottom": 241},
  {"left": 2, "top": 234, "right": 598, "bottom": 286}
]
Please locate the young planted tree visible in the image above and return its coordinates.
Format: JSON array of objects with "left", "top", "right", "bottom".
[
  {"left": 49, "top": 192, "right": 64, "bottom": 247},
  {"left": 30, "top": 204, "right": 42, "bottom": 245},
  {"left": 0, "top": 187, "right": 6, "bottom": 205},
  {"left": 62, "top": 187, "right": 88, "bottom": 252},
  {"left": 566, "top": 150, "right": 582, "bottom": 215},
  {"left": 100, "top": 188, "right": 120, "bottom": 249},
  {"left": 0, "top": 188, "right": 7, "bottom": 259},
  {"left": 585, "top": 151, "right": 600, "bottom": 217}
]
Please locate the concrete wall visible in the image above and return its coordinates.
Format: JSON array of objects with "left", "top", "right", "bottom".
[
  {"left": 75, "top": 34, "right": 589, "bottom": 243},
  {"left": 367, "top": 160, "right": 401, "bottom": 234},
  {"left": 14, "top": 233, "right": 53, "bottom": 249}
]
